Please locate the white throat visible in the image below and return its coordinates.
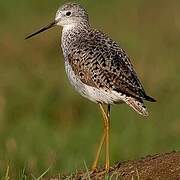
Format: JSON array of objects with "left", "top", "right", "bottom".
[{"left": 62, "top": 24, "right": 77, "bottom": 33}]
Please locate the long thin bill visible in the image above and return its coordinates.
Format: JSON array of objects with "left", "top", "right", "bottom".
[{"left": 25, "top": 20, "right": 57, "bottom": 40}]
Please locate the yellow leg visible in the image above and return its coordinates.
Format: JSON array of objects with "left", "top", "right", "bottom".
[
  {"left": 105, "top": 105, "right": 110, "bottom": 172},
  {"left": 91, "top": 103, "right": 111, "bottom": 172},
  {"left": 99, "top": 104, "right": 110, "bottom": 172},
  {"left": 106, "top": 105, "right": 110, "bottom": 171},
  {"left": 92, "top": 103, "right": 106, "bottom": 171},
  {"left": 91, "top": 130, "right": 105, "bottom": 170}
]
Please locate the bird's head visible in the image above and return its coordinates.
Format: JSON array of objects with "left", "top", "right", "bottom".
[
  {"left": 25, "top": 2, "right": 88, "bottom": 39},
  {"left": 55, "top": 3, "right": 89, "bottom": 26}
]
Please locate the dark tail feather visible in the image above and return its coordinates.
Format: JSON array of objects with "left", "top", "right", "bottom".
[{"left": 144, "top": 94, "right": 156, "bottom": 102}]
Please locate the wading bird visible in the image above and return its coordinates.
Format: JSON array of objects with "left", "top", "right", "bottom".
[{"left": 25, "top": 2, "right": 156, "bottom": 172}]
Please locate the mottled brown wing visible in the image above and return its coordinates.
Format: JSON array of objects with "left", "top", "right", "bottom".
[
  {"left": 67, "top": 52, "right": 97, "bottom": 88},
  {"left": 67, "top": 49, "right": 145, "bottom": 101},
  {"left": 103, "top": 49, "right": 147, "bottom": 99},
  {"left": 67, "top": 28, "right": 151, "bottom": 101}
]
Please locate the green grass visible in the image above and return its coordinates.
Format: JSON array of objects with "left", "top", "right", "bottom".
[{"left": 0, "top": 0, "right": 180, "bottom": 178}]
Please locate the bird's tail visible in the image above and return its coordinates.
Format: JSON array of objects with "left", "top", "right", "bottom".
[
  {"left": 144, "top": 94, "right": 156, "bottom": 102},
  {"left": 125, "top": 97, "right": 149, "bottom": 117}
]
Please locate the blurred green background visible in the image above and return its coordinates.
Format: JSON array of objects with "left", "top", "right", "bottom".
[{"left": 0, "top": 0, "right": 180, "bottom": 178}]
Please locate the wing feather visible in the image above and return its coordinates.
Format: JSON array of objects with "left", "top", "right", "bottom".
[{"left": 67, "top": 29, "right": 154, "bottom": 101}]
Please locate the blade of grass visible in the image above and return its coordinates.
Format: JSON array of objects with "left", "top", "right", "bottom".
[
  {"left": 32, "top": 166, "right": 51, "bottom": 180},
  {"left": 83, "top": 160, "right": 91, "bottom": 180}
]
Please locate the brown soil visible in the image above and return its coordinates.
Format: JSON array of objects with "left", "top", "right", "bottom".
[{"left": 50, "top": 151, "right": 180, "bottom": 180}]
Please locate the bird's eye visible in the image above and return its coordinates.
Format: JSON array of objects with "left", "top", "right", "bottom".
[{"left": 66, "top": 11, "right": 71, "bottom": 16}]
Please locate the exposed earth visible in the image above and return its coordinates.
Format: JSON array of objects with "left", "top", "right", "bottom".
[{"left": 49, "top": 151, "right": 180, "bottom": 180}]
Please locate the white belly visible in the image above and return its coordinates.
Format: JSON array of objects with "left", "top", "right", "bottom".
[{"left": 64, "top": 61, "right": 126, "bottom": 104}]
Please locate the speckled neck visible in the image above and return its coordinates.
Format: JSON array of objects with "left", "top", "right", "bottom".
[{"left": 61, "top": 22, "right": 90, "bottom": 56}]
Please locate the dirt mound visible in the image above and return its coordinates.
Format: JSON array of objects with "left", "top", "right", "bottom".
[{"left": 51, "top": 151, "right": 180, "bottom": 180}]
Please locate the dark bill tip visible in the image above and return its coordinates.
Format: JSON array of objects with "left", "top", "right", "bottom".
[{"left": 25, "top": 20, "right": 57, "bottom": 40}]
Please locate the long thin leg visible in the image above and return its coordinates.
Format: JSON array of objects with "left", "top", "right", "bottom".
[
  {"left": 107, "top": 105, "right": 111, "bottom": 124},
  {"left": 91, "top": 130, "right": 105, "bottom": 170},
  {"left": 105, "top": 105, "right": 110, "bottom": 171},
  {"left": 99, "top": 104, "right": 110, "bottom": 172},
  {"left": 92, "top": 103, "right": 106, "bottom": 170}
]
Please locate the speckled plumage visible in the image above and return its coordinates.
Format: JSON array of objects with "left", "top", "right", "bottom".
[
  {"left": 58, "top": 3, "right": 155, "bottom": 116},
  {"left": 25, "top": 2, "right": 156, "bottom": 171},
  {"left": 25, "top": 3, "right": 155, "bottom": 116}
]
